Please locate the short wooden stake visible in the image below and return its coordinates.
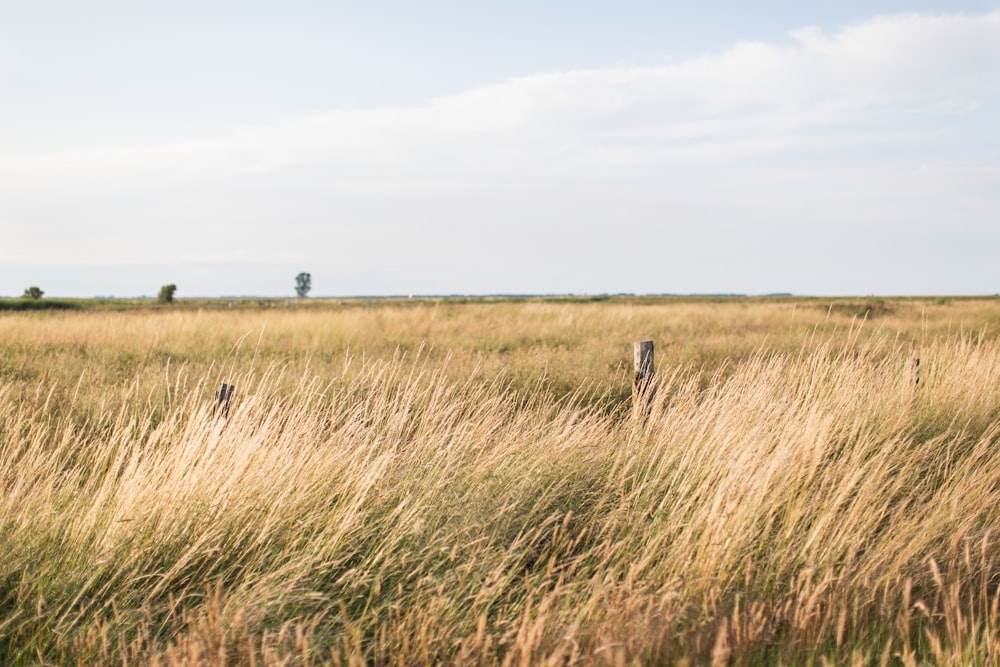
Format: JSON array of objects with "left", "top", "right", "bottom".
[
  {"left": 215, "top": 383, "right": 235, "bottom": 418},
  {"left": 633, "top": 340, "right": 656, "bottom": 407}
]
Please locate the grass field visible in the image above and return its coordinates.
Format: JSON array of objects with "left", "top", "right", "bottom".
[{"left": 1, "top": 296, "right": 1000, "bottom": 664}]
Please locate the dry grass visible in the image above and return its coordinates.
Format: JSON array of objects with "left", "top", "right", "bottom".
[{"left": 1, "top": 297, "right": 999, "bottom": 664}]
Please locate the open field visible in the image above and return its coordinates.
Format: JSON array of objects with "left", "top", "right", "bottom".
[{"left": 2, "top": 296, "right": 1000, "bottom": 664}]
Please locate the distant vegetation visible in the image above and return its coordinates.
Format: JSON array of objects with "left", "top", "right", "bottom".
[
  {"left": 0, "top": 298, "right": 80, "bottom": 311},
  {"left": 825, "top": 297, "right": 895, "bottom": 318},
  {"left": 295, "top": 271, "right": 312, "bottom": 298},
  {"left": 0, "top": 297, "right": 999, "bottom": 663},
  {"left": 157, "top": 283, "right": 177, "bottom": 304}
]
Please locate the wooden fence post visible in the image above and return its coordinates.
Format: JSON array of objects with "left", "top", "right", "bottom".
[
  {"left": 633, "top": 340, "right": 655, "bottom": 407},
  {"left": 215, "top": 383, "right": 235, "bottom": 418}
]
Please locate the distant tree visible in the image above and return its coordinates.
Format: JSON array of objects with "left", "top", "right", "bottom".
[
  {"left": 21, "top": 286, "right": 43, "bottom": 300},
  {"left": 157, "top": 284, "right": 177, "bottom": 304},
  {"left": 295, "top": 272, "right": 312, "bottom": 298}
]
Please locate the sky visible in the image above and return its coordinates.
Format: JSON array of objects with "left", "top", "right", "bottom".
[{"left": 1, "top": 1, "right": 998, "bottom": 297}]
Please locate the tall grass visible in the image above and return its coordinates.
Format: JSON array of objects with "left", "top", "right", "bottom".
[{"left": 1, "top": 300, "right": 999, "bottom": 663}]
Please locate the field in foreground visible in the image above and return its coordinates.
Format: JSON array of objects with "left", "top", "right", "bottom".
[{"left": 1, "top": 297, "right": 1000, "bottom": 665}]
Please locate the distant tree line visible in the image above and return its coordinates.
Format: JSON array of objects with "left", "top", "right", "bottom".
[{"left": 12, "top": 274, "right": 312, "bottom": 302}]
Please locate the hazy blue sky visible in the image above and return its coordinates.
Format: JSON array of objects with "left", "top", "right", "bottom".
[{"left": 2, "top": 1, "right": 998, "bottom": 297}]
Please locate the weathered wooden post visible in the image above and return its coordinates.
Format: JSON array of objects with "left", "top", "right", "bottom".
[
  {"left": 215, "top": 383, "right": 235, "bottom": 418},
  {"left": 633, "top": 340, "right": 656, "bottom": 407}
]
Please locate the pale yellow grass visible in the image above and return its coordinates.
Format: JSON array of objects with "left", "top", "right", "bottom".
[{"left": 0, "top": 299, "right": 998, "bottom": 664}]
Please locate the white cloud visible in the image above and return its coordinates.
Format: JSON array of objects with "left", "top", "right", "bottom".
[{"left": 2, "top": 10, "right": 997, "bottom": 194}]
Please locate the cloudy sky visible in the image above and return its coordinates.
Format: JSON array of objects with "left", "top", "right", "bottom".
[{"left": 2, "top": 1, "right": 998, "bottom": 297}]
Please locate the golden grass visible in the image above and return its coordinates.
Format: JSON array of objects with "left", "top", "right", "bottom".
[{"left": 0, "top": 297, "right": 999, "bottom": 664}]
